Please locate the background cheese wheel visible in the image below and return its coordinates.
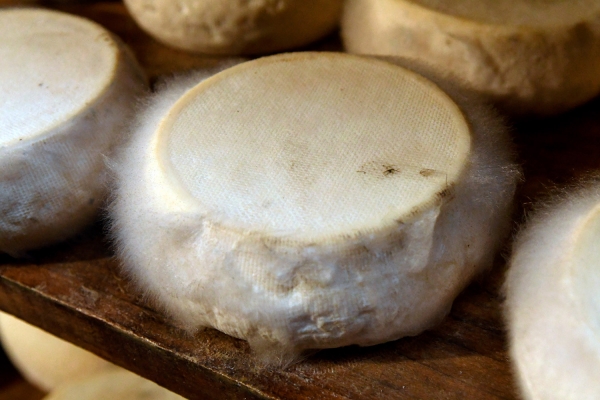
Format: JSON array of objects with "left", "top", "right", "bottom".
[
  {"left": 342, "top": 0, "right": 600, "bottom": 116},
  {"left": 505, "top": 181, "right": 600, "bottom": 400},
  {"left": 112, "top": 52, "right": 518, "bottom": 365},
  {"left": 123, "top": 0, "right": 343, "bottom": 55},
  {"left": 44, "top": 369, "right": 184, "bottom": 400},
  {"left": 0, "top": 312, "right": 115, "bottom": 392},
  {"left": 0, "top": 8, "right": 146, "bottom": 257}
]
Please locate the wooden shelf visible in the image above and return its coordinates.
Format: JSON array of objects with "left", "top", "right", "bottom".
[
  {"left": 1, "top": 1, "right": 600, "bottom": 398},
  {"left": 0, "top": 231, "right": 517, "bottom": 399}
]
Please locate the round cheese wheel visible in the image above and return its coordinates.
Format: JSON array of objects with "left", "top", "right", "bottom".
[
  {"left": 123, "top": 0, "right": 343, "bottom": 55},
  {"left": 342, "top": 0, "right": 600, "bottom": 116},
  {"left": 506, "top": 182, "right": 600, "bottom": 400},
  {"left": 112, "top": 52, "right": 518, "bottom": 364},
  {"left": 0, "top": 312, "right": 115, "bottom": 392},
  {"left": 0, "top": 8, "right": 146, "bottom": 257},
  {"left": 44, "top": 369, "right": 184, "bottom": 400}
]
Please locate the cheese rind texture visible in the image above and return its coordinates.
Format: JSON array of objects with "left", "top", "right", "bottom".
[
  {"left": 341, "top": 0, "right": 600, "bottom": 116},
  {"left": 505, "top": 181, "right": 600, "bottom": 400},
  {"left": 0, "top": 312, "right": 115, "bottom": 392},
  {"left": 124, "top": 0, "right": 343, "bottom": 55},
  {"left": 45, "top": 369, "right": 184, "bottom": 400},
  {"left": 0, "top": 9, "right": 146, "bottom": 256},
  {"left": 112, "top": 53, "right": 518, "bottom": 364}
]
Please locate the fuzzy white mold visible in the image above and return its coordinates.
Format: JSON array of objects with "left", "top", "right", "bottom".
[
  {"left": 0, "top": 8, "right": 146, "bottom": 256},
  {"left": 341, "top": 0, "right": 600, "bottom": 116},
  {"left": 112, "top": 52, "right": 518, "bottom": 364},
  {"left": 0, "top": 312, "right": 115, "bottom": 392},
  {"left": 505, "top": 181, "right": 600, "bottom": 400},
  {"left": 124, "top": 0, "right": 343, "bottom": 55},
  {"left": 45, "top": 369, "right": 184, "bottom": 400}
]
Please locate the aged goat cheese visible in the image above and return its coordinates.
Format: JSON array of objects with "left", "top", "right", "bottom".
[
  {"left": 124, "top": 0, "right": 343, "bottom": 55},
  {"left": 45, "top": 369, "right": 184, "bottom": 400},
  {"left": 342, "top": 0, "right": 600, "bottom": 116},
  {"left": 0, "top": 8, "right": 146, "bottom": 256},
  {"left": 506, "top": 181, "right": 600, "bottom": 400},
  {"left": 112, "top": 52, "right": 518, "bottom": 364},
  {"left": 0, "top": 312, "right": 115, "bottom": 392}
]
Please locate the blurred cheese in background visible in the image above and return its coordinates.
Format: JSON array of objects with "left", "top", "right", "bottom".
[
  {"left": 44, "top": 369, "right": 184, "bottom": 400},
  {"left": 0, "top": 8, "right": 146, "bottom": 257},
  {"left": 506, "top": 180, "right": 600, "bottom": 400},
  {"left": 0, "top": 312, "right": 114, "bottom": 392},
  {"left": 123, "top": 0, "right": 343, "bottom": 55},
  {"left": 342, "top": 0, "right": 600, "bottom": 116}
]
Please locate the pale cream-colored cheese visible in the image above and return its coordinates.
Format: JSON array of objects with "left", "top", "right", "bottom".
[
  {"left": 0, "top": 8, "right": 146, "bottom": 256},
  {"left": 124, "top": 0, "right": 343, "bottom": 55},
  {"left": 0, "top": 312, "right": 115, "bottom": 392},
  {"left": 342, "top": 0, "right": 600, "bottom": 115},
  {"left": 506, "top": 182, "right": 600, "bottom": 400},
  {"left": 112, "top": 52, "right": 518, "bottom": 364},
  {"left": 44, "top": 369, "right": 184, "bottom": 400}
]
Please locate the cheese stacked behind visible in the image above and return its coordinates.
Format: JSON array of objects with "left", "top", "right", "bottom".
[
  {"left": 0, "top": 8, "right": 146, "bottom": 256},
  {"left": 0, "top": 312, "right": 115, "bottom": 392},
  {"left": 124, "top": 0, "right": 343, "bottom": 55},
  {"left": 342, "top": 0, "right": 600, "bottom": 116},
  {"left": 506, "top": 182, "right": 600, "bottom": 399},
  {"left": 45, "top": 369, "right": 184, "bottom": 400},
  {"left": 0, "top": 314, "right": 183, "bottom": 398},
  {"left": 112, "top": 52, "right": 518, "bottom": 364}
]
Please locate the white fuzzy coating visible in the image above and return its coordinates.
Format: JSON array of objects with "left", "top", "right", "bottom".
[
  {"left": 0, "top": 312, "right": 116, "bottom": 392},
  {"left": 0, "top": 9, "right": 147, "bottom": 257},
  {"left": 111, "top": 53, "right": 519, "bottom": 365},
  {"left": 505, "top": 180, "right": 600, "bottom": 400}
]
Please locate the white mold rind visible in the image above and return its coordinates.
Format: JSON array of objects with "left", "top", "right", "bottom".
[
  {"left": 505, "top": 181, "right": 600, "bottom": 400},
  {"left": 112, "top": 53, "right": 519, "bottom": 364},
  {"left": 0, "top": 9, "right": 147, "bottom": 256}
]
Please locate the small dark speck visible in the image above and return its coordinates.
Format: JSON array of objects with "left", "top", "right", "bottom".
[
  {"left": 88, "top": 198, "right": 95, "bottom": 205},
  {"left": 420, "top": 169, "right": 435, "bottom": 177},
  {"left": 38, "top": 83, "right": 43, "bottom": 87},
  {"left": 437, "top": 188, "right": 451, "bottom": 198},
  {"left": 382, "top": 164, "right": 399, "bottom": 176}
]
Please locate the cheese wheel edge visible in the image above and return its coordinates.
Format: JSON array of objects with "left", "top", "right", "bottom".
[
  {"left": 341, "top": 0, "right": 600, "bottom": 115},
  {"left": 0, "top": 11, "right": 147, "bottom": 256},
  {"left": 505, "top": 180, "right": 600, "bottom": 399}
]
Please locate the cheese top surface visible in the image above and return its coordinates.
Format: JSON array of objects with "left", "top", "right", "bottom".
[
  {"left": 406, "top": 0, "right": 598, "bottom": 26},
  {"left": 0, "top": 9, "right": 117, "bottom": 148},
  {"left": 571, "top": 203, "right": 600, "bottom": 337},
  {"left": 159, "top": 53, "right": 471, "bottom": 240}
]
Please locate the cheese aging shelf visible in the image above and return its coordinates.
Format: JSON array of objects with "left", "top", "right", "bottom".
[{"left": 1, "top": 1, "right": 600, "bottom": 399}]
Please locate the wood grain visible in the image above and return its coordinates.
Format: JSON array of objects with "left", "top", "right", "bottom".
[{"left": 1, "top": 1, "right": 600, "bottom": 398}]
